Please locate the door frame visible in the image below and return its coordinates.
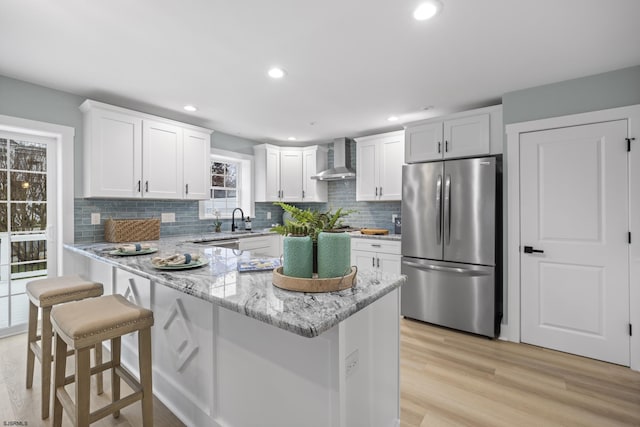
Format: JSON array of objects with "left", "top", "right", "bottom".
[
  {"left": 0, "top": 114, "right": 74, "bottom": 277},
  {"left": 505, "top": 104, "right": 640, "bottom": 371}
]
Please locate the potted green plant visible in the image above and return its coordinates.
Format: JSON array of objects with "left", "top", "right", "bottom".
[
  {"left": 213, "top": 209, "right": 222, "bottom": 233},
  {"left": 271, "top": 202, "right": 355, "bottom": 275}
]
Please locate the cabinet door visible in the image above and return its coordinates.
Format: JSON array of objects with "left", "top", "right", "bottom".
[
  {"left": 405, "top": 122, "right": 443, "bottom": 163},
  {"left": 302, "top": 148, "right": 327, "bottom": 202},
  {"left": 264, "top": 148, "right": 281, "bottom": 201},
  {"left": 377, "top": 253, "right": 401, "bottom": 275},
  {"left": 379, "top": 135, "right": 404, "bottom": 201},
  {"left": 351, "top": 249, "right": 377, "bottom": 273},
  {"left": 114, "top": 269, "right": 151, "bottom": 378},
  {"left": 356, "top": 140, "right": 378, "bottom": 201},
  {"left": 280, "top": 150, "right": 303, "bottom": 202},
  {"left": 143, "top": 120, "right": 183, "bottom": 199},
  {"left": 183, "top": 130, "right": 210, "bottom": 200},
  {"left": 443, "top": 114, "right": 490, "bottom": 159},
  {"left": 87, "top": 109, "right": 142, "bottom": 197}
]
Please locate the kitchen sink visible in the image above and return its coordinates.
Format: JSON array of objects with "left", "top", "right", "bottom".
[{"left": 192, "top": 238, "right": 240, "bottom": 249}]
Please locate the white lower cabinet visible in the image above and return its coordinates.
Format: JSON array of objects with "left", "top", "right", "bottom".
[{"left": 351, "top": 238, "right": 401, "bottom": 275}]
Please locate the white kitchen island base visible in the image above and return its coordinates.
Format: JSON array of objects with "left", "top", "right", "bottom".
[{"left": 69, "top": 246, "right": 402, "bottom": 427}]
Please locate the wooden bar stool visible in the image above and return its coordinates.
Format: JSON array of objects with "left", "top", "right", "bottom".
[
  {"left": 51, "top": 294, "right": 154, "bottom": 427},
  {"left": 25, "top": 274, "right": 104, "bottom": 419}
]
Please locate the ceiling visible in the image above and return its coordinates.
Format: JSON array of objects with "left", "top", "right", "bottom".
[{"left": 1, "top": 0, "right": 639, "bottom": 145}]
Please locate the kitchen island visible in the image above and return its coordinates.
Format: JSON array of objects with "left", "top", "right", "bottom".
[{"left": 65, "top": 236, "right": 405, "bottom": 427}]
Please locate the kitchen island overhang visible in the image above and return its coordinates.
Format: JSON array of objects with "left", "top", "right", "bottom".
[{"left": 64, "top": 237, "right": 405, "bottom": 427}]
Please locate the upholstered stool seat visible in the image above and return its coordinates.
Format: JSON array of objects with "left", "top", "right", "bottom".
[
  {"left": 51, "top": 294, "right": 154, "bottom": 427},
  {"left": 25, "top": 274, "right": 104, "bottom": 419}
]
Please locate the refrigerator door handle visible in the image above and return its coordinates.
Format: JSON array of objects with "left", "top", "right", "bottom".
[
  {"left": 444, "top": 175, "right": 451, "bottom": 245},
  {"left": 402, "top": 260, "right": 492, "bottom": 277},
  {"left": 436, "top": 175, "right": 442, "bottom": 244}
]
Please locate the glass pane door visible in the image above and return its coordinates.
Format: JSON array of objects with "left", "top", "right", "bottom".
[{"left": 0, "top": 133, "right": 51, "bottom": 333}]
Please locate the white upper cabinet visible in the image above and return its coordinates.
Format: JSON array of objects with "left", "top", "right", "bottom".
[
  {"left": 405, "top": 105, "right": 502, "bottom": 163},
  {"left": 355, "top": 130, "right": 404, "bottom": 201},
  {"left": 83, "top": 107, "right": 143, "bottom": 198},
  {"left": 182, "top": 130, "right": 210, "bottom": 199},
  {"left": 254, "top": 144, "right": 327, "bottom": 203},
  {"left": 80, "top": 100, "right": 212, "bottom": 199},
  {"left": 280, "top": 150, "right": 303, "bottom": 202},
  {"left": 143, "top": 120, "right": 183, "bottom": 199}
]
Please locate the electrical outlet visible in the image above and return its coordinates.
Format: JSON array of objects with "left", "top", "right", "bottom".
[
  {"left": 267, "top": 211, "right": 272, "bottom": 220},
  {"left": 392, "top": 214, "right": 398, "bottom": 224},
  {"left": 161, "top": 212, "right": 176, "bottom": 223},
  {"left": 345, "top": 349, "right": 359, "bottom": 379},
  {"left": 90, "top": 213, "right": 100, "bottom": 225}
]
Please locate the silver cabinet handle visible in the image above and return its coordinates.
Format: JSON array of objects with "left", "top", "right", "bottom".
[
  {"left": 302, "top": 190, "right": 305, "bottom": 199},
  {"left": 437, "top": 141, "right": 441, "bottom": 153},
  {"left": 371, "top": 244, "right": 381, "bottom": 248},
  {"left": 402, "top": 260, "right": 491, "bottom": 277},
  {"left": 436, "top": 175, "right": 442, "bottom": 245},
  {"left": 137, "top": 180, "right": 141, "bottom": 193},
  {"left": 379, "top": 187, "right": 382, "bottom": 196},
  {"left": 145, "top": 181, "right": 149, "bottom": 192},
  {"left": 445, "top": 140, "right": 449, "bottom": 152},
  {"left": 372, "top": 257, "right": 375, "bottom": 267},
  {"left": 444, "top": 175, "right": 451, "bottom": 245},
  {"left": 377, "top": 257, "right": 380, "bottom": 268},
  {"left": 185, "top": 183, "right": 189, "bottom": 194},
  {"left": 375, "top": 187, "right": 378, "bottom": 196}
]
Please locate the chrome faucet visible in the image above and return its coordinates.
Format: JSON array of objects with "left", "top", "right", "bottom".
[{"left": 231, "top": 208, "right": 245, "bottom": 232}]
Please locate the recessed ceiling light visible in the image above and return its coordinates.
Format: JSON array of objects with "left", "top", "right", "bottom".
[
  {"left": 287, "top": 137, "right": 297, "bottom": 141},
  {"left": 268, "top": 67, "right": 286, "bottom": 79},
  {"left": 413, "top": 1, "right": 442, "bottom": 21},
  {"left": 387, "top": 116, "right": 399, "bottom": 122},
  {"left": 183, "top": 105, "right": 197, "bottom": 112}
]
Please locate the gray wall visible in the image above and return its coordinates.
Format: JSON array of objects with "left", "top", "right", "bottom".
[
  {"left": 503, "top": 65, "right": 640, "bottom": 125},
  {"left": 0, "top": 74, "right": 262, "bottom": 196}
]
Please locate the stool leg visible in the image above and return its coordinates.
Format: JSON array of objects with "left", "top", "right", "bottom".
[
  {"left": 111, "top": 337, "right": 121, "bottom": 419},
  {"left": 41, "top": 306, "right": 52, "bottom": 419},
  {"left": 25, "top": 301, "right": 38, "bottom": 389},
  {"left": 52, "top": 333, "right": 67, "bottom": 427},
  {"left": 138, "top": 327, "right": 153, "bottom": 427},
  {"left": 94, "top": 341, "right": 104, "bottom": 395},
  {"left": 75, "top": 347, "right": 91, "bottom": 427}
]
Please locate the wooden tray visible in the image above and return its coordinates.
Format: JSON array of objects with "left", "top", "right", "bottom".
[
  {"left": 360, "top": 228, "right": 389, "bottom": 235},
  {"left": 272, "top": 266, "right": 357, "bottom": 293}
]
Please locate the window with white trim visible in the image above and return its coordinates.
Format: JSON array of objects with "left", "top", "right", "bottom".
[{"left": 200, "top": 149, "right": 253, "bottom": 219}]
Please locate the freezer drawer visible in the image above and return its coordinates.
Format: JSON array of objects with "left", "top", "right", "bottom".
[{"left": 401, "top": 257, "right": 497, "bottom": 337}]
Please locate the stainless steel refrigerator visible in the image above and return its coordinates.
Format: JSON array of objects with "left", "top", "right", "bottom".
[{"left": 401, "top": 156, "right": 502, "bottom": 338}]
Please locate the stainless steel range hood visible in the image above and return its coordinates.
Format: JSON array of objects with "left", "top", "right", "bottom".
[{"left": 311, "top": 138, "right": 356, "bottom": 181}]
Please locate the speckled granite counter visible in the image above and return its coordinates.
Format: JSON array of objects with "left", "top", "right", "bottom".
[
  {"left": 64, "top": 235, "right": 405, "bottom": 338},
  {"left": 348, "top": 231, "right": 402, "bottom": 242}
]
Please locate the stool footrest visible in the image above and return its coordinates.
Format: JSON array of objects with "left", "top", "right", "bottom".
[
  {"left": 63, "top": 360, "right": 113, "bottom": 386},
  {"left": 55, "top": 388, "right": 77, "bottom": 426},
  {"left": 115, "top": 366, "right": 143, "bottom": 393},
  {"left": 89, "top": 390, "right": 143, "bottom": 424}
]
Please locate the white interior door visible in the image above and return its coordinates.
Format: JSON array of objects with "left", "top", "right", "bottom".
[{"left": 520, "top": 120, "right": 629, "bottom": 365}]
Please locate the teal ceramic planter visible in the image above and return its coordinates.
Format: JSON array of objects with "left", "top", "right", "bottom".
[
  {"left": 317, "top": 231, "right": 351, "bottom": 278},
  {"left": 283, "top": 235, "right": 313, "bottom": 278}
]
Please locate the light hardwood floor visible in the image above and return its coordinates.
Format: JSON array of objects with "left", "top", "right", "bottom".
[
  {"left": 2, "top": 319, "right": 640, "bottom": 426},
  {"left": 401, "top": 318, "right": 640, "bottom": 427}
]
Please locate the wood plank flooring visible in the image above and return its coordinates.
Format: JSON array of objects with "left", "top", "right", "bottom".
[
  {"left": 2, "top": 319, "right": 640, "bottom": 426},
  {"left": 401, "top": 318, "right": 640, "bottom": 427}
]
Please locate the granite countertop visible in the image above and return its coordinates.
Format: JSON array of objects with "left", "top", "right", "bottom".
[
  {"left": 348, "top": 231, "right": 402, "bottom": 242},
  {"left": 64, "top": 235, "right": 405, "bottom": 338}
]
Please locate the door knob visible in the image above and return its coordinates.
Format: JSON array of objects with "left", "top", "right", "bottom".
[{"left": 523, "top": 246, "right": 544, "bottom": 254}]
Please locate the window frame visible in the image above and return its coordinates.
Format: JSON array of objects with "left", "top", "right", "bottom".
[{"left": 199, "top": 148, "right": 253, "bottom": 220}]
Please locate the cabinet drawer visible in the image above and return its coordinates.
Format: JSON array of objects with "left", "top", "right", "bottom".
[
  {"left": 239, "top": 235, "right": 279, "bottom": 256},
  {"left": 351, "top": 238, "right": 401, "bottom": 255}
]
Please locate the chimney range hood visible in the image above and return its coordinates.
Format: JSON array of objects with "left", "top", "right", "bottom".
[{"left": 311, "top": 138, "right": 356, "bottom": 181}]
